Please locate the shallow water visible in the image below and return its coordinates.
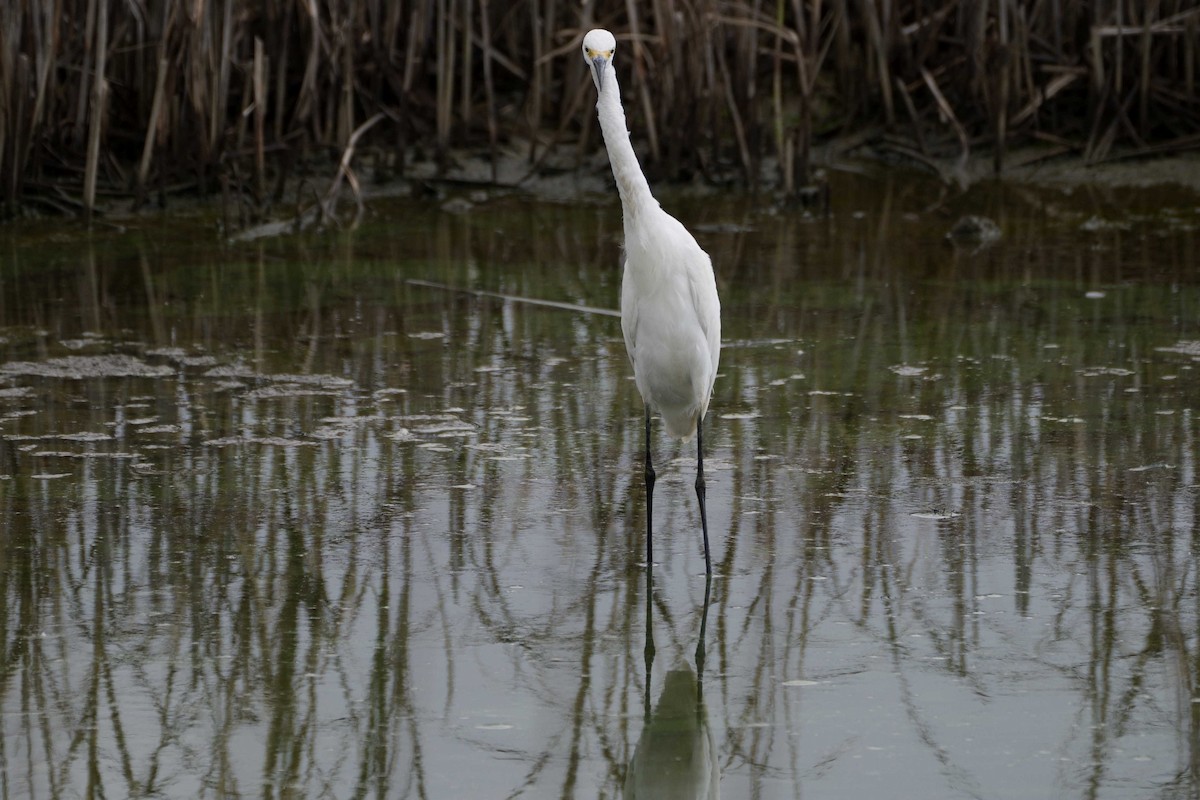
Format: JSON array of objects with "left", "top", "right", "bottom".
[{"left": 2, "top": 169, "right": 1200, "bottom": 799}]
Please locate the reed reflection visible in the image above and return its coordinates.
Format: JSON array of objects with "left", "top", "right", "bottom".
[{"left": 0, "top": 174, "right": 1197, "bottom": 797}]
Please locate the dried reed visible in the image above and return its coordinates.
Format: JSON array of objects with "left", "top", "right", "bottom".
[{"left": 1, "top": 0, "right": 1198, "bottom": 219}]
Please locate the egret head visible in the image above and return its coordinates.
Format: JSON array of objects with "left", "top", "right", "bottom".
[{"left": 582, "top": 28, "right": 616, "bottom": 93}]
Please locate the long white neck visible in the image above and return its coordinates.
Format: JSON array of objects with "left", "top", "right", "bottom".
[{"left": 595, "top": 66, "right": 655, "bottom": 218}]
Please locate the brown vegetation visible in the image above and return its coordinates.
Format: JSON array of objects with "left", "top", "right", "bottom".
[{"left": 1, "top": 1, "right": 1198, "bottom": 219}]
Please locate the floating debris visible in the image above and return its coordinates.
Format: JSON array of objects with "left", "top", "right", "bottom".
[
  {"left": 0, "top": 355, "right": 174, "bottom": 379},
  {"left": 1080, "top": 215, "right": 1131, "bottom": 232},
  {"left": 60, "top": 338, "right": 104, "bottom": 350},
  {"left": 146, "top": 347, "right": 219, "bottom": 367},
  {"left": 204, "top": 365, "right": 258, "bottom": 379},
  {"left": 1156, "top": 341, "right": 1200, "bottom": 359},
  {"left": 135, "top": 424, "right": 182, "bottom": 434},
  {"left": 946, "top": 215, "right": 1002, "bottom": 244},
  {"left": 32, "top": 450, "right": 139, "bottom": 459},
  {"left": 723, "top": 337, "right": 796, "bottom": 349},
  {"left": 398, "top": 414, "right": 477, "bottom": 437},
  {"left": 413, "top": 420, "right": 477, "bottom": 436},
  {"left": 320, "top": 414, "right": 384, "bottom": 426},
  {"left": 312, "top": 414, "right": 384, "bottom": 439},
  {"left": 60, "top": 431, "right": 115, "bottom": 442},
  {"left": 489, "top": 409, "right": 531, "bottom": 423},
  {"left": 245, "top": 386, "right": 338, "bottom": 399},
  {"left": 440, "top": 197, "right": 473, "bottom": 214},
  {"left": 912, "top": 510, "right": 962, "bottom": 520},
  {"left": 203, "top": 436, "right": 319, "bottom": 447},
  {"left": 6, "top": 431, "right": 114, "bottom": 442},
  {"left": 268, "top": 373, "right": 355, "bottom": 388},
  {"left": 1078, "top": 366, "right": 1135, "bottom": 377},
  {"left": 244, "top": 374, "right": 357, "bottom": 398},
  {"left": 227, "top": 218, "right": 300, "bottom": 243},
  {"left": 889, "top": 364, "right": 927, "bottom": 377}
]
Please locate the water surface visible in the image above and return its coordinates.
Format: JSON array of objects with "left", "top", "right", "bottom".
[{"left": 2, "top": 170, "right": 1200, "bottom": 798}]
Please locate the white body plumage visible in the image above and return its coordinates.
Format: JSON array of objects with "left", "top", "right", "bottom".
[
  {"left": 584, "top": 28, "right": 721, "bottom": 442},
  {"left": 621, "top": 210, "right": 721, "bottom": 440}
]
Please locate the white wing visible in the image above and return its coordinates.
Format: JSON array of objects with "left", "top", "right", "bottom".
[
  {"left": 686, "top": 247, "right": 721, "bottom": 401},
  {"left": 619, "top": 250, "right": 639, "bottom": 370},
  {"left": 620, "top": 208, "right": 721, "bottom": 437}
]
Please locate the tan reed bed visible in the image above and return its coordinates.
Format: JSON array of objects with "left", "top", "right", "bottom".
[{"left": 0, "top": 1, "right": 1197, "bottom": 220}]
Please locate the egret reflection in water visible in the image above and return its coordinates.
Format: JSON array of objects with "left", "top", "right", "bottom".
[
  {"left": 625, "top": 663, "right": 719, "bottom": 799},
  {"left": 626, "top": 574, "right": 719, "bottom": 798}
]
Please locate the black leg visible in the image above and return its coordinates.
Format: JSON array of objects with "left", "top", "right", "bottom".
[
  {"left": 696, "top": 417, "right": 712, "bottom": 575},
  {"left": 644, "top": 408, "right": 655, "bottom": 569},
  {"left": 644, "top": 410, "right": 657, "bottom": 701},
  {"left": 695, "top": 572, "right": 712, "bottom": 679},
  {"left": 643, "top": 558, "right": 655, "bottom": 716}
]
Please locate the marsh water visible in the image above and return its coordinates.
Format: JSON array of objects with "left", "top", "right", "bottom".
[{"left": 2, "top": 168, "right": 1200, "bottom": 799}]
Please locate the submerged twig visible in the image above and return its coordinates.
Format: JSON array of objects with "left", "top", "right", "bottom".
[{"left": 406, "top": 279, "right": 621, "bottom": 318}]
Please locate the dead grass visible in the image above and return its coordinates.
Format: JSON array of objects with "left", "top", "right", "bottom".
[{"left": 1, "top": 1, "right": 1197, "bottom": 219}]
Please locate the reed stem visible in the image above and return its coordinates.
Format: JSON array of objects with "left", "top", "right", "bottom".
[{"left": 2, "top": 0, "right": 1198, "bottom": 217}]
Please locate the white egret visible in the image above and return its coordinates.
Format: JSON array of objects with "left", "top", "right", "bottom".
[{"left": 582, "top": 28, "right": 721, "bottom": 575}]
